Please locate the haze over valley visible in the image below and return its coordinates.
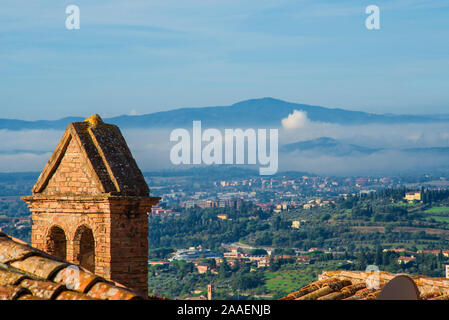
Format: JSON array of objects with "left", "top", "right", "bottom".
[{"left": 1, "top": 98, "right": 449, "bottom": 175}]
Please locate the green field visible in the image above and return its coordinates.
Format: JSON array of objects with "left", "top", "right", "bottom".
[
  {"left": 425, "top": 207, "right": 449, "bottom": 214},
  {"left": 427, "top": 216, "right": 449, "bottom": 223},
  {"left": 264, "top": 271, "right": 315, "bottom": 297},
  {"left": 396, "top": 202, "right": 415, "bottom": 207}
]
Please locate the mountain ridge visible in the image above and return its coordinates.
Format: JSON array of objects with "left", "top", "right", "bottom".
[
  {"left": 2, "top": 98, "right": 449, "bottom": 130},
  {"left": 281, "top": 137, "right": 449, "bottom": 157},
  {"left": 281, "top": 137, "right": 382, "bottom": 156}
]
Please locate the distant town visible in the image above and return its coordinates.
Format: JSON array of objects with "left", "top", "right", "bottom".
[{"left": 148, "top": 170, "right": 449, "bottom": 216}]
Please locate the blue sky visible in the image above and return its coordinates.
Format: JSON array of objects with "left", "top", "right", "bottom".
[{"left": 1, "top": 0, "right": 448, "bottom": 120}]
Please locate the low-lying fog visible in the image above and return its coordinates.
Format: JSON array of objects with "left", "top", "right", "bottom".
[{"left": 1, "top": 111, "right": 449, "bottom": 175}]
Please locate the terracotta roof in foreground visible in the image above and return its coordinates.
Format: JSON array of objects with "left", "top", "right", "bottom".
[
  {"left": 0, "top": 232, "right": 165, "bottom": 300},
  {"left": 281, "top": 270, "right": 449, "bottom": 300}
]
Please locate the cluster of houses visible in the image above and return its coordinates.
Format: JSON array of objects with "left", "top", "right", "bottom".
[
  {"left": 255, "top": 198, "right": 336, "bottom": 213},
  {"left": 404, "top": 191, "right": 422, "bottom": 202},
  {"left": 149, "top": 245, "right": 318, "bottom": 274},
  {"left": 383, "top": 247, "right": 449, "bottom": 265},
  {"left": 150, "top": 205, "right": 180, "bottom": 216},
  {"left": 180, "top": 198, "right": 244, "bottom": 210},
  {"left": 221, "top": 247, "right": 316, "bottom": 269}
]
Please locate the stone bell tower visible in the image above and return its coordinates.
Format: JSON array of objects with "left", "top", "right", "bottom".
[{"left": 22, "top": 114, "right": 159, "bottom": 294}]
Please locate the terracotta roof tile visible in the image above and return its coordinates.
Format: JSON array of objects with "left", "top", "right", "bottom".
[
  {"left": 317, "top": 291, "right": 348, "bottom": 300},
  {"left": 295, "top": 279, "right": 351, "bottom": 300},
  {"left": 55, "top": 290, "right": 97, "bottom": 300},
  {"left": 282, "top": 270, "right": 449, "bottom": 300},
  {"left": 420, "top": 291, "right": 443, "bottom": 299},
  {"left": 0, "top": 269, "right": 29, "bottom": 286},
  {"left": 10, "top": 256, "right": 68, "bottom": 280},
  {"left": 86, "top": 282, "right": 141, "bottom": 300},
  {"left": 0, "top": 285, "right": 32, "bottom": 300},
  {"left": 341, "top": 282, "right": 366, "bottom": 295},
  {"left": 53, "top": 266, "right": 100, "bottom": 293},
  {"left": 429, "top": 293, "right": 449, "bottom": 300},
  {"left": 19, "top": 278, "right": 66, "bottom": 300},
  {"left": 360, "top": 290, "right": 381, "bottom": 300},
  {"left": 0, "top": 232, "right": 159, "bottom": 300},
  {"left": 0, "top": 235, "right": 37, "bottom": 264},
  {"left": 16, "top": 294, "right": 44, "bottom": 300},
  {"left": 343, "top": 288, "right": 378, "bottom": 300},
  {"left": 280, "top": 278, "right": 338, "bottom": 300},
  {"left": 318, "top": 283, "right": 366, "bottom": 300}
]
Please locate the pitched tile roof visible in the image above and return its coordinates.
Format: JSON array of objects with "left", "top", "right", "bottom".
[
  {"left": 0, "top": 231, "right": 164, "bottom": 300},
  {"left": 31, "top": 114, "right": 150, "bottom": 197},
  {"left": 281, "top": 270, "right": 449, "bottom": 300}
]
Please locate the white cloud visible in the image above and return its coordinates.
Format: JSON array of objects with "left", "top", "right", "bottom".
[
  {"left": 406, "top": 133, "right": 423, "bottom": 142},
  {"left": 3, "top": 122, "right": 449, "bottom": 174},
  {"left": 281, "top": 110, "right": 309, "bottom": 130}
]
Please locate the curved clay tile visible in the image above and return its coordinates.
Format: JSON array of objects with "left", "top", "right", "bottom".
[
  {"left": 296, "top": 280, "right": 352, "bottom": 301},
  {"left": 341, "top": 282, "right": 366, "bottom": 295},
  {"left": 10, "top": 256, "right": 68, "bottom": 280},
  {"left": 53, "top": 266, "right": 101, "bottom": 293},
  {"left": 429, "top": 293, "right": 449, "bottom": 300},
  {"left": 311, "top": 278, "right": 339, "bottom": 289},
  {"left": 0, "top": 236, "right": 37, "bottom": 264},
  {"left": 86, "top": 282, "right": 141, "bottom": 300},
  {"left": 0, "top": 285, "right": 32, "bottom": 300},
  {"left": 283, "top": 270, "right": 449, "bottom": 300},
  {"left": 318, "top": 283, "right": 367, "bottom": 300},
  {"left": 361, "top": 290, "right": 381, "bottom": 300},
  {"left": 0, "top": 231, "right": 150, "bottom": 300},
  {"left": 325, "top": 279, "right": 352, "bottom": 291},
  {"left": 342, "top": 288, "right": 377, "bottom": 300},
  {"left": 19, "top": 279, "right": 66, "bottom": 300},
  {"left": 17, "top": 294, "right": 44, "bottom": 300},
  {"left": 55, "top": 290, "right": 97, "bottom": 300},
  {"left": 0, "top": 269, "right": 29, "bottom": 286},
  {"left": 282, "top": 278, "right": 340, "bottom": 300},
  {"left": 420, "top": 291, "right": 443, "bottom": 299},
  {"left": 317, "top": 291, "right": 347, "bottom": 300},
  {"left": 284, "top": 286, "right": 317, "bottom": 300},
  {"left": 297, "top": 286, "right": 335, "bottom": 300}
]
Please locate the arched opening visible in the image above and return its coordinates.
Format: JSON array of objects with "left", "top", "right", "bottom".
[
  {"left": 73, "top": 225, "right": 95, "bottom": 272},
  {"left": 46, "top": 226, "right": 67, "bottom": 260}
]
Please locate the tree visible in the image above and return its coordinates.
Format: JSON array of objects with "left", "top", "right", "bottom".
[
  {"left": 250, "top": 249, "right": 268, "bottom": 256},
  {"left": 219, "top": 258, "right": 231, "bottom": 279},
  {"left": 232, "top": 272, "right": 263, "bottom": 290},
  {"left": 375, "top": 245, "right": 383, "bottom": 266}
]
